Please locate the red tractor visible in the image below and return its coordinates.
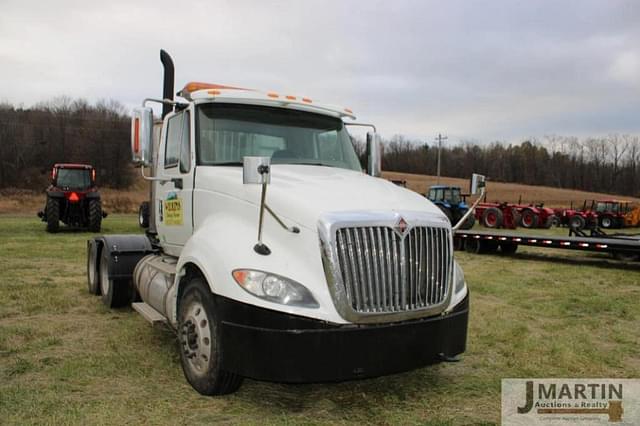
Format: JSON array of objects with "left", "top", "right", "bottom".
[
  {"left": 553, "top": 203, "right": 598, "bottom": 231},
  {"left": 588, "top": 200, "right": 628, "bottom": 229},
  {"left": 475, "top": 202, "right": 520, "bottom": 229},
  {"left": 38, "top": 163, "right": 106, "bottom": 233}
]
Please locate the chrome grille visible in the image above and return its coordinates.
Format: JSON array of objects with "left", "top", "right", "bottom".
[{"left": 334, "top": 226, "right": 451, "bottom": 313}]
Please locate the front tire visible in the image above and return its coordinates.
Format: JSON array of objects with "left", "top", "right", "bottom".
[
  {"left": 178, "top": 277, "right": 243, "bottom": 395},
  {"left": 138, "top": 202, "right": 150, "bottom": 228},
  {"left": 46, "top": 197, "right": 60, "bottom": 233}
]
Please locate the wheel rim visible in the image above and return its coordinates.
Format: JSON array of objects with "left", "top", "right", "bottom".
[
  {"left": 180, "top": 300, "right": 213, "bottom": 377},
  {"left": 523, "top": 214, "right": 532, "bottom": 226},
  {"left": 487, "top": 212, "right": 496, "bottom": 225},
  {"left": 602, "top": 217, "right": 611, "bottom": 227},
  {"left": 100, "top": 255, "right": 110, "bottom": 296}
]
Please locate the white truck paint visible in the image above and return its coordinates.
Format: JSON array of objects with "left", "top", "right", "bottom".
[{"left": 87, "top": 50, "right": 470, "bottom": 395}]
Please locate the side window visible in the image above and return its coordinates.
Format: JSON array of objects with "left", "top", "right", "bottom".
[
  {"left": 165, "top": 113, "right": 183, "bottom": 168},
  {"left": 180, "top": 111, "right": 191, "bottom": 173}
]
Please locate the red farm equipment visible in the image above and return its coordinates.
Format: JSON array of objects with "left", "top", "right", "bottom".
[
  {"left": 37, "top": 163, "right": 107, "bottom": 233},
  {"left": 475, "top": 202, "right": 520, "bottom": 229},
  {"left": 513, "top": 203, "right": 557, "bottom": 229}
]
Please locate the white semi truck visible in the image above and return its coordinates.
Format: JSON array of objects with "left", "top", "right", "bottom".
[{"left": 86, "top": 50, "right": 473, "bottom": 395}]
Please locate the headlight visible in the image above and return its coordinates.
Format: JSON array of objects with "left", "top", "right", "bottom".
[
  {"left": 232, "top": 269, "right": 319, "bottom": 308},
  {"left": 454, "top": 260, "right": 467, "bottom": 293}
]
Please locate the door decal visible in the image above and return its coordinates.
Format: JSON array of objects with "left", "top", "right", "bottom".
[{"left": 164, "top": 192, "right": 183, "bottom": 225}]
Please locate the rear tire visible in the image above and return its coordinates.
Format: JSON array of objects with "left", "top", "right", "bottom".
[
  {"left": 100, "top": 248, "right": 130, "bottom": 308},
  {"left": 437, "top": 205, "right": 453, "bottom": 224},
  {"left": 500, "top": 242, "right": 518, "bottom": 254},
  {"left": 600, "top": 215, "right": 614, "bottom": 229},
  {"left": 482, "top": 207, "right": 503, "bottom": 228},
  {"left": 520, "top": 209, "right": 538, "bottom": 228},
  {"left": 178, "top": 276, "right": 243, "bottom": 395},
  {"left": 87, "top": 240, "right": 101, "bottom": 295},
  {"left": 459, "top": 212, "right": 476, "bottom": 230},
  {"left": 46, "top": 197, "right": 60, "bottom": 233},
  {"left": 88, "top": 199, "right": 102, "bottom": 232},
  {"left": 569, "top": 215, "right": 586, "bottom": 231}
]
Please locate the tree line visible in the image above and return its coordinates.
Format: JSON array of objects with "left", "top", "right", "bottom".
[
  {"left": 376, "top": 134, "right": 640, "bottom": 197},
  {"left": 1, "top": 98, "right": 639, "bottom": 197},
  {"left": 0, "top": 97, "right": 132, "bottom": 189}
]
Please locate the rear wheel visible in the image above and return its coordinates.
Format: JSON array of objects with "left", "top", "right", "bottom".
[
  {"left": 87, "top": 240, "right": 101, "bottom": 295},
  {"left": 569, "top": 215, "right": 586, "bottom": 231},
  {"left": 459, "top": 212, "right": 476, "bottom": 230},
  {"left": 100, "top": 249, "right": 131, "bottom": 308},
  {"left": 520, "top": 209, "right": 538, "bottom": 228},
  {"left": 88, "top": 199, "right": 102, "bottom": 232},
  {"left": 500, "top": 242, "right": 518, "bottom": 254},
  {"left": 600, "top": 215, "right": 614, "bottom": 229},
  {"left": 482, "top": 207, "right": 503, "bottom": 228},
  {"left": 46, "top": 196, "right": 60, "bottom": 233},
  {"left": 178, "top": 277, "right": 243, "bottom": 395}
]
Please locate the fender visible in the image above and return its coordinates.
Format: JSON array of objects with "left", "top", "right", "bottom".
[
  {"left": 85, "top": 192, "right": 101, "bottom": 199},
  {"left": 46, "top": 191, "right": 65, "bottom": 198},
  {"left": 92, "top": 234, "right": 154, "bottom": 280}
]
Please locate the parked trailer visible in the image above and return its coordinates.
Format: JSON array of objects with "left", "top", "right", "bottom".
[{"left": 454, "top": 229, "right": 640, "bottom": 261}]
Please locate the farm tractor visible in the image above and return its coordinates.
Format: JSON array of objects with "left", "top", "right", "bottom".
[
  {"left": 38, "top": 163, "right": 106, "bottom": 233},
  {"left": 553, "top": 206, "right": 598, "bottom": 231},
  {"left": 585, "top": 200, "right": 640, "bottom": 229},
  {"left": 426, "top": 185, "right": 475, "bottom": 229}
]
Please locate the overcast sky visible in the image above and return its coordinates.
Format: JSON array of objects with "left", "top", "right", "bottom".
[{"left": 1, "top": 0, "right": 639, "bottom": 143}]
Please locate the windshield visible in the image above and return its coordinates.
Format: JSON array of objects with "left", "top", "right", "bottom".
[
  {"left": 56, "top": 168, "right": 91, "bottom": 189},
  {"left": 196, "top": 104, "right": 362, "bottom": 171},
  {"left": 444, "top": 188, "right": 461, "bottom": 204}
]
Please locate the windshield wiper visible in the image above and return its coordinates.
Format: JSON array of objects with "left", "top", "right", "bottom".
[
  {"left": 290, "top": 162, "right": 337, "bottom": 168},
  {"left": 211, "top": 162, "right": 244, "bottom": 166}
]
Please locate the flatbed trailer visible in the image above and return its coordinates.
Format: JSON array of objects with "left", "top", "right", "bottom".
[{"left": 454, "top": 229, "right": 640, "bottom": 261}]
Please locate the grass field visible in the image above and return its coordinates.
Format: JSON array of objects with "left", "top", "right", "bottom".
[{"left": 1, "top": 215, "right": 639, "bottom": 425}]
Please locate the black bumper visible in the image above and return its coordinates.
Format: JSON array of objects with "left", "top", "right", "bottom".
[{"left": 216, "top": 295, "right": 469, "bottom": 383}]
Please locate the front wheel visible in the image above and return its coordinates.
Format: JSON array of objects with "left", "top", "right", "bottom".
[{"left": 178, "top": 277, "right": 243, "bottom": 395}]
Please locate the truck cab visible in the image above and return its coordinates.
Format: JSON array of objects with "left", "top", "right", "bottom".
[{"left": 87, "top": 51, "right": 470, "bottom": 395}]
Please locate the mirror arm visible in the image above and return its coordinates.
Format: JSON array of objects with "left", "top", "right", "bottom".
[
  {"left": 140, "top": 166, "right": 169, "bottom": 183},
  {"left": 265, "top": 205, "right": 300, "bottom": 234}
]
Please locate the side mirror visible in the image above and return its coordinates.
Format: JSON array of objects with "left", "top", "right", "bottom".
[
  {"left": 243, "top": 156, "right": 271, "bottom": 185},
  {"left": 470, "top": 173, "right": 486, "bottom": 195},
  {"left": 131, "top": 107, "right": 153, "bottom": 166},
  {"left": 366, "top": 132, "right": 382, "bottom": 177}
]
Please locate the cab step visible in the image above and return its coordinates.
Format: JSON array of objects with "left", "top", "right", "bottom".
[{"left": 132, "top": 302, "right": 167, "bottom": 326}]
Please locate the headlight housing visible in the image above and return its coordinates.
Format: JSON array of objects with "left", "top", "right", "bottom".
[{"left": 232, "top": 269, "right": 319, "bottom": 308}]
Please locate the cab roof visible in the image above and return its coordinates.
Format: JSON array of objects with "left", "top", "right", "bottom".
[
  {"left": 177, "top": 82, "right": 356, "bottom": 120},
  {"left": 430, "top": 185, "right": 461, "bottom": 190}
]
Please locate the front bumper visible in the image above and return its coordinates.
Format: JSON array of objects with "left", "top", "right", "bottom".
[{"left": 216, "top": 294, "right": 469, "bottom": 383}]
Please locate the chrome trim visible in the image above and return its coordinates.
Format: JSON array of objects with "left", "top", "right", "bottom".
[{"left": 318, "top": 210, "right": 454, "bottom": 324}]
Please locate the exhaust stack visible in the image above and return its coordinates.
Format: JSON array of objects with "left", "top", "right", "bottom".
[{"left": 160, "top": 49, "right": 174, "bottom": 118}]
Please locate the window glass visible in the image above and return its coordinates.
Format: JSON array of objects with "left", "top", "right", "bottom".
[
  {"left": 56, "top": 169, "right": 91, "bottom": 189},
  {"left": 180, "top": 111, "right": 191, "bottom": 173},
  {"left": 197, "top": 104, "right": 361, "bottom": 171},
  {"left": 165, "top": 113, "right": 183, "bottom": 168}
]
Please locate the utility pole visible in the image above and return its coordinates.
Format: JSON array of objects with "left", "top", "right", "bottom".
[{"left": 435, "top": 133, "right": 448, "bottom": 184}]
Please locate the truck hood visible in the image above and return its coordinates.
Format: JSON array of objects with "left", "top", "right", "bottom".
[{"left": 195, "top": 165, "right": 446, "bottom": 229}]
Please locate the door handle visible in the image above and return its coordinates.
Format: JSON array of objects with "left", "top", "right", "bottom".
[{"left": 171, "top": 178, "right": 183, "bottom": 189}]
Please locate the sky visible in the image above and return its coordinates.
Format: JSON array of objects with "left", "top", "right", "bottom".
[{"left": 1, "top": 0, "right": 639, "bottom": 144}]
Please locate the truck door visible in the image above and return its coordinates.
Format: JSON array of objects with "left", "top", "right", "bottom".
[{"left": 156, "top": 109, "right": 194, "bottom": 254}]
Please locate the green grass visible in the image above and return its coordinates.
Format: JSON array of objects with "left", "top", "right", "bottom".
[{"left": 1, "top": 215, "right": 639, "bottom": 425}]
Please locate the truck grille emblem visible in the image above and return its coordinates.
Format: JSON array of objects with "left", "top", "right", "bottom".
[{"left": 395, "top": 217, "right": 408, "bottom": 236}]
